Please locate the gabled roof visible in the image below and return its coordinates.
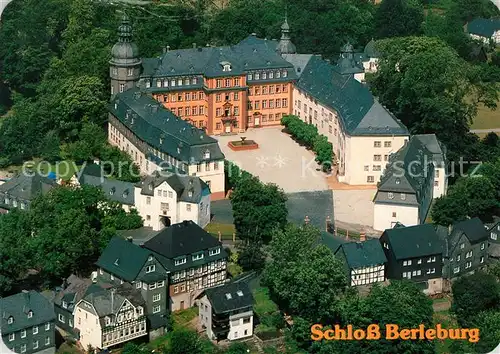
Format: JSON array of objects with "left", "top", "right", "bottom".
[
  {"left": 109, "top": 88, "right": 224, "bottom": 163},
  {"left": 335, "top": 239, "right": 387, "bottom": 268},
  {"left": 374, "top": 135, "right": 436, "bottom": 223},
  {"left": 364, "top": 39, "right": 380, "bottom": 58},
  {"left": 137, "top": 172, "right": 210, "bottom": 203},
  {"left": 0, "top": 172, "right": 56, "bottom": 204},
  {"left": 0, "top": 291, "right": 55, "bottom": 335},
  {"left": 81, "top": 283, "right": 145, "bottom": 318},
  {"left": 450, "top": 217, "right": 488, "bottom": 245},
  {"left": 140, "top": 34, "right": 295, "bottom": 79},
  {"left": 143, "top": 220, "right": 225, "bottom": 262},
  {"left": 96, "top": 237, "right": 153, "bottom": 282},
  {"left": 77, "top": 164, "right": 135, "bottom": 206},
  {"left": 203, "top": 278, "right": 253, "bottom": 314},
  {"left": 53, "top": 275, "right": 93, "bottom": 313},
  {"left": 382, "top": 224, "right": 443, "bottom": 259},
  {"left": 294, "top": 55, "right": 408, "bottom": 136},
  {"left": 467, "top": 18, "right": 500, "bottom": 37}
]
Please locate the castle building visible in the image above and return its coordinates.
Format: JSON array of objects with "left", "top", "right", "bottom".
[{"left": 108, "top": 15, "right": 416, "bottom": 188}]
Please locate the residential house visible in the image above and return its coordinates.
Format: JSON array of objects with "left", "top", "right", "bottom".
[
  {"left": 0, "top": 172, "right": 56, "bottom": 213},
  {"left": 373, "top": 134, "right": 447, "bottom": 231},
  {"left": 73, "top": 283, "right": 147, "bottom": 350},
  {"left": 73, "top": 163, "right": 135, "bottom": 212},
  {"left": 0, "top": 291, "right": 56, "bottom": 354},
  {"left": 380, "top": 224, "right": 444, "bottom": 295},
  {"left": 142, "top": 220, "right": 228, "bottom": 311},
  {"left": 51, "top": 275, "right": 93, "bottom": 339},
  {"left": 135, "top": 171, "right": 211, "bottom": 230},
  {"left": 95, "top": 237, "right": 170, "bottom": 336},
  {"left": 438, "top": 218, "right": 488, "bottom": 279},
  {"left": 75, "top": 164, "right": 211, "bottom": 230},
  {"left": 466, "top": 18, "right": 500, "bottom": 44},
  {"left": 334, "top": 238, "right": 387, "bottom": 287},
  {"left": 487, "top": 218, "right": 500, "bottom": 261},
  {"left": 198, "top": 277, "right": 254, "bottom": 341},
  {"left": 96, "top": 220, "right": 228, "bottom": 314}
]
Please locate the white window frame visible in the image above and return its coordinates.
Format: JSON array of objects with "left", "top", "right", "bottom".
[
  {"left": 8, "top": 333, "right": 14, "bottom": 342},
  {"left": 33, "top": 326, "right": 38, "bottom": 335},
  {"left": 153, "top": 294, "right": 161, "bottom": 302},
  {"left": 149, "top": 283, "right": 157, "bottom": 290},
  {"left": 174, "top": 257, "right": 187, "bottom": 266},
  {"left": 33, "top": 341, "right": 39, "bottom": 350},
  {"left": 153, "top": 305, "right": 161, "bottom": 314},
  {"left": 209, "top": 248, "right": 220, "bottom": 256},
  {"left": 21, "top": 344, "right": 26, "bottom": 353},
  {"left": 157, "top": 280, "right": 165, "bottom": 288},
  {"left": 45, "top": 323, "right": 50, "bottom": 331},
  {"left": 146, "top": 265, "right": 155, "bottom": 273},
  {"left": 136, "top": 281, "right": 142, "bottom": 289},
  {"left": 21, "top": 330, "right": 26, "bottom": 338},
  {"left": 58, "top": 314, "right": 65, "bottom": 323}
]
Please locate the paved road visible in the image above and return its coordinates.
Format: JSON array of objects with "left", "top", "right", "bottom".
[{"left": 470, "top": 128, "right": 500, "bottom": 134}]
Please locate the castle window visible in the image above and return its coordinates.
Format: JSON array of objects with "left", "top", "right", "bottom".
[
  {"left": 112, "top": 68, "right": 118, "bottom": 75},
  {"left": 192, "top": 77, "right": 198, "bottom": 85},
  {"left": 163, "top": 80, "right": 168, "bottom": 87},
  {"left": 276, "top": 71, "right": 281, "bottom": 78},
  {"left": 255, "top": 73, "right": 260, "bottom": 80},
  {"left": 156, "top": 80, "right": 161, "bottom": 88},
  {"left": 171, "top": 80, "right": 176, "bottom": 87},
  {"left": 262, "top": 72, "right": 267, "bottom": 79},
  {"left": 282, "top": 70, "right": 288, "bottom": 77},
  {"left": 146, "top": 81, "right": 151, "bottom": 88},
  {"left": 127, "top": 68, "right": 133, "bottom": 76},
  {"left": 178, "top": 78, "right": 183, "bottom": 86},
  {"left": 184, "top": 78, "right": 189, "bottom": 85},
  {"left": 269, "top": 71, "right": 274, "bottom": 79},
  {"left": 248, "top": 73, "right": 253, "bottom": 80},
  {"left": 119, "top": 84, "right": 125, "bottom": 93}
]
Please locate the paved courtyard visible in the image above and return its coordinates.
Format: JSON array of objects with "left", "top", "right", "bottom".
[
  {"left": 332, "top": 189, "right": 378, "bottom": 234},
  {"left": 214, "top": 127, "right": 328, "bottom": 193}
]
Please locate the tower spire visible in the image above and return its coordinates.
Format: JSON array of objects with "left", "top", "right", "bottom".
[
  {"left": 118, "top": 13, "right": 133, "bottom": 43},
  {"left": 277, "top": 7, "right": 296, "bottom": 55}
]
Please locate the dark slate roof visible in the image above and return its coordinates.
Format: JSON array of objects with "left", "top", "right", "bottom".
[
  {"left": 295, "top": 55, "right": 408, "bottom": 136},
  {"left": 364, "top": 39, "right": 380, "bottom": 58},
  {"left": 204, "top": 278, "right": 253, "bottom": 314},
  {"left": 81, "top": 283, "right": 145, "bottom": 318},
  {"left": 143, "top": 220, "right": 227, "bottom": 271},
  {"left": 281, "top": 54, "right": 314, "bottom": 77},
  {"left": 321, "top": 231, "right": 347, "bottom": 252},
  {"left": 0, "top": 172, "right": 56, "bottom": 205},
  {"left": 148, "top": 314, "right": 169, "bottom": 330},
  {"left": 335, "top": 239, "right": 387, "bottom": 268},
  {"left": 53, "top": 275, "right": 93, "bottom": 313},
  {"left": 382, "top": 224, "right": 443, "bottom": 260},
  {"left": 414, "top": 134, "right": 446, "bottom": 165},
  {"left": 110, "top": 88, "right": 224, "bottom": 163},
  {"left": 467, "top": 18, "right": 500, "bottom": 37},
  {"left": 450, "top": 217, "right": 488, "bottom": 245},
  {"left": 137, "top": 172, "right": 210, "bottom": 203},
  {"left": 141, "top": 34, "right": 295, "bottom": 79},
  {"left": 0, "top": 291, "right": 56, "bottom": 335},
  {"left": 374, "top": 135, "right": 436, "bottom": 223},
  {"left": 96, "top": 237, "right": 153, "bottom": 282},
  {"left": 77, "top": 164, "right": 135, "bottom": 205}
]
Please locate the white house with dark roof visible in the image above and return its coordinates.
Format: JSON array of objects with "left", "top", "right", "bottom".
[
  {"left": 73, "top": 164, "right": 211, "bottom": 230},
  {"left": 466, "top": 18, "right": 500, "bottom": 44},
  {"left": 73, "top": 283, "right": 147, "bottom": 350},
  {"left": 0, "top": 172, "right": 57, "bottom": 213},
  {"left": 373, "top": 134, "right": 447, "bottom": 231},
  {"left": 135, "top": 171, "right": 211, "bottom": 230},
  {"left": 198, "top": 276, "right": 254, "bottom": 341},
  {"left": 289, "top": 53, "right": 409, "bottom": 185}
]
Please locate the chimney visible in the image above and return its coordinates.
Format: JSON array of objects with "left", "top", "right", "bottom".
[
  {"left": 192, "top": 43, "right": 196, "bottom": 49},
  {"left": 126, "top": 236, "right": 133, "bottom": 243},
  {"left": 359, "top": 233, "right": 366, "bottom": 242}
]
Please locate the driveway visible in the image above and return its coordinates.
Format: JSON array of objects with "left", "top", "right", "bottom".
[
  {"left": 333, "top": 189, "right": 377, "bottom": 233},
  {"left": 214, "top": 127, "right": 328, "bottom": 193}
]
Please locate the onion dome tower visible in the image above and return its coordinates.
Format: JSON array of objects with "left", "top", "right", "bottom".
[
  {"left": 276, "top": 14, "right": 297, "bottom": 55},
  {"left": 109, "top": 14, "right": 142, "bottom": 97}
]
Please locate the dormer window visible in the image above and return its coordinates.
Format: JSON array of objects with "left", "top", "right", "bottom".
[
  {"left": 156, "top": 80, "right": 161, "bottom": 88},
  {"left": 283, "top": 70, "right": 288, "bottom": 77},
  {"left": 188, "top": 190, "right": 193, "bottom": 198},
  {"left": 177, "top": 147, "right": 181, "bottom": 154},
  {"left": 221, "top": 61, "right": 232, "bottom": 72},
  {"left": 146, "top": 265, "right": 155, "bottom": 273},
  {"left": 255, "top": 73, "right": 260, "bottom": 80},
  {"left": 225, "top": 293, "right": 232, "bottom": 300},
  {"left": 28, "top": 311, "right": 33, "bottom": 318},
  {"left": 146, "top": 81, "right": 151, "bottom": 88},
  {"left": 62, "top": 301, "right": 68, "bottom": 309},
  {"left": 248, "top": 73, "right": 253, "bottom": 80},
  {"left": 174, "top": 257, "right": 187, "bottom": 266},
  {"left": 192, "top": 253, "right": 204, "bottom": 262},
  {"left": 262, "top": 72, "right": 267, "bottom": 79},
  {"left": 276, "top": 71, "right": 281, "bottom": 78},
  {"left": 209, "top": 248, "right": 220, "bottom": 256},
  {"left": 109, "top": 187, "right": 115, "bottom": 196},
  {"left": 7, "top": 316, "right": 13, "bottom": 324},
  {"left": 192, "top": 77, "right": 198, "bottom": 85},
  {"left": 237, "top": 290, "right": 243, "bottom": 297},
  {"left": 149, "top": 183, "right": 153, "bottom": 191},
  {"left": 105, "top": 317, "right": 111, "bottom": 326},
  {"left": 395, "top": 178, "right": 401, "bottom": 185},
  {"left": 204, "top": 150, "right": 210, "bottom": 159},
  {"left": 123, "top": 190, "right": 129, "bottom": 198}
]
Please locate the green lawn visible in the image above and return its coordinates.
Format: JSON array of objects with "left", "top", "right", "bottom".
[
  {"left": 253, "top": 287, "right": 278, "bottom": 316},
  {"left": 204, "top": 222, "right": 236, "bottom": 240},
  {"left": 471, "top": 102, "right": 500, "bottom": 130}
]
